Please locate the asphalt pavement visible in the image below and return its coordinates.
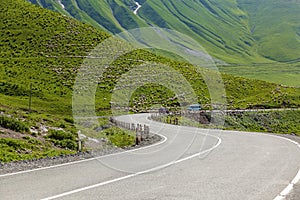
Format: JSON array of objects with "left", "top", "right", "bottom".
[{"left": 0, "top": 113, "right": 299, "bottom": 200}]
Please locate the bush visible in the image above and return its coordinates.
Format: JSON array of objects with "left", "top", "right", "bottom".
[
  {"left": 102, "top": 126, "right": 135, "bottom": 147},
  {"left": 46, "top": 130, "right": 77, "bottom": 150},
  {"left": 0, "top": 115, "right": 29, "bottom": 132}
]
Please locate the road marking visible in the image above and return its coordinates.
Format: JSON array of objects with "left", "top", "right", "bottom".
[
  {"left": 41, "top": 135, "right": 222, "bottom": 200},
  {"left": 291, "top": 169, "right": 300, "bottom": 185},
  {"left": 273, "top": 135, "right": 300, "bottom": 200},
  {"left": 0, "top": 131, "right": 167, "bottom": 178},
  {"left": 1, "top": 114, "right": 299, "bottom": 199},
  {"left": 274, "top": 196, "right": 285, "bottom": 200}
]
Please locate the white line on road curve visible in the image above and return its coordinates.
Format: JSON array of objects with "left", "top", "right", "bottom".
[
  {"left": 0, "top": 133, "right": 167, "bottom": 178},
  {"left": 41, "top": 135, "right": 222, "bottom": 200},
  {"left": 273, "top": 135, "right": 300, "bottom": 200}
]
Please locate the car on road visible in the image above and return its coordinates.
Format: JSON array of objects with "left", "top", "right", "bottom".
[{"left": 187, "top": 104, "right": 201, "bottom": 111}]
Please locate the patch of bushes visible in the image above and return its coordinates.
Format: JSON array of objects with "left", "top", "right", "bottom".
[
  {"left": 155, "top": 110, "right": 300, "bottom": 136},
  {"left": 102, "top": 126, "right": 135, "bottom": 147},
  {"left": 225, "top": 110, "right": 300, "bottom": 135},
  {"left": 45, "top": 130, "right": 77, "bottom": 150},
  {"left": 0, "top": 115, "right": 29, "bottom": 133},
  {"left": 0, "top": 137, "right": 75, "bottom": 163}
]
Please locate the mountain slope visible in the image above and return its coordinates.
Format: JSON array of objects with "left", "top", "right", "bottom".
[
  {"left": 27, "top": 0, "right": 300, "bottom": 64},
  {"left": 1, "top": 0, "right": 300, "bottom": 161},
  {"left": 1, "top": 0, "right": 299, "bottom": 112},
  {"left": 137, "top": 0, "right": 261, "bottom": 63},
  {"left": 238, "top": 0, "right": 300, "bottom": 62}
]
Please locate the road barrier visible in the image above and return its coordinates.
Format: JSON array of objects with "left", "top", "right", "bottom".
[{"left": 109, "top": 117, "right": 150, "bottom": 145}]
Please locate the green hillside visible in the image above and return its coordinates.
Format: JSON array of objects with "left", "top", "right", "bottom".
[
  {"left": 1, "top": 0, "right": 300, "bottom": 161},
  {"left": 238, "top": 0, "right": 300, "bottom": 62},
  {"left": 1, "top": 0, "right": 300, "bottom": 127},
  {"left": 27, "top": 0, "right": 300, "bottom": 63},
  {"left": 27, "top": 0, "right": 300, "bottom": 87}
]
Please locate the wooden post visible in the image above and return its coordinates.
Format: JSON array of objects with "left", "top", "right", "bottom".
[{"left": 29, "top": 83, "right": 32, "bottom": 112}]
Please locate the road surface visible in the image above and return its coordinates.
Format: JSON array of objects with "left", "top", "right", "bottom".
[{"left": 0, "top": 113, "right": 299, "bottom": 200}]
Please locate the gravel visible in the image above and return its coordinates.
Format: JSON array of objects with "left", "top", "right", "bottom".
[
  {"left": 0, "top": 134, "right": 162, "bottom": 175},
  {"left": 1, "top": 132, "right": 299, "bottom": 199}
]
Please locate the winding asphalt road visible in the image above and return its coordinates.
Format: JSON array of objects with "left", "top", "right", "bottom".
[{"left": 1, "top": 113, "right": 300, "bottom": 200}]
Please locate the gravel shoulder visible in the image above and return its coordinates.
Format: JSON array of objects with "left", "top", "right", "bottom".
[
  {"left": 0, "top": 134, "right": 161, "bottom": 175},
  {"left": 0, "top": 130, "right": 299, "bottom": 199}
]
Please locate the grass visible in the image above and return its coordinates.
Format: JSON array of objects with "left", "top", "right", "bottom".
[
  {"left": 155, "top": 110, "right": 300, "bottom": 136},
  {"left": 219, "top": 62, "right": 300, "bottom": 87},
  {"left": 0, "top": 115, "right": 29, "bottom": 133},
  {"left": 101, "top": 126, "right": 135, "bottom": 148},
  {"left": 238, "top": 0, "right": 300, "bottom": 62},
  {"left": 0, "top": 137, "right": 75, "bottom": 163},
  {"left": 224, "top": 110, "right": 300, "bottom": 135},
  {"left": 29, "top": 0, "right": 300, "bottom": 86},
  {"left": 0, "top": 0, "right": 299, "bottom": 162},
  {"left": 29, "top": 0, "right": 300, "bottom": 64}
]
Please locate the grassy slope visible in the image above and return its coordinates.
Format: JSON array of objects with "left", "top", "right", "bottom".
[
  {"left": 0, "top": 0, "right": 110, "bottom": 162},
  {"left": 1, "top": 0, "right": 300, "bottom": 161},
  {"left": 219, "top": 62, "right": 300, "bottom": 87},
  {"left": 27, "top": 0, "right": 300, "bottom": 63},
  {"left": 238, "top": 0, "right": 300, "bottom": 62},
  {"left": 138, "top": 0, "right": 267, "bottom": 64},
  {"left": 26, "top": 0, "right": 300, "bottom": 87},
  {"left": 2, "top": 0, "right": 300, "bottom": 118},
  {"left": 28, "top": 0, "right": 265, "bottom": 64}
]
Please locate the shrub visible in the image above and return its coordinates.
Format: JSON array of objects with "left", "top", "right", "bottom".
[
  {"left": 46, "top": 130, "right": 77, "bottom": 150},
  {"left": 0, "top": 115, "right": 29, "bottom": 133},
  {"left": 102, "top": 126, "right": 135, "bottom": 147}
]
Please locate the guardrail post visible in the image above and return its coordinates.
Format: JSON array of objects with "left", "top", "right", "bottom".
[{"left": 77, "top": 130, "right": 82, "bottom": 152}]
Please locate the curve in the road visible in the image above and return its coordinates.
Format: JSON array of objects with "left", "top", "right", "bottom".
[{"left": 0, "top": 113, "right": 299, "bottom": 200}]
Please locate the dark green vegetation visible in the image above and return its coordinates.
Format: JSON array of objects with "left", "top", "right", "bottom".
[
  {"left": 0, "top": 115, "right": 29, "bottom": 133},
  {"left": 0, "top": 137, "right": 75, "bottom": 162},
  {"left": 155, "top": 110, "right": 300, "bottom": 136},
  {"left": 45, "top": 130, "right": 77, "bottom": 150},
  {"left": 28, "top": 0, "right": 300, "bottom": 86},
  {"left": 102, "top": 127, "right": 135, "bottom": 147},
  {"left": 225, "top": 110, "right": 300, "bottom": 135},
  {"left": 0, "top": 0, "right": 299, "bottom": 162}
]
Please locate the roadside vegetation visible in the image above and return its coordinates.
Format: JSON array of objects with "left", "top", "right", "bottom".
[
  {"left": 0, "top": 115, "right": 29, "bottom": 133},
  {"left": 154, "top": 110, "right": 300, "bottom": 136},
  {"left": 0, "top": 0, "right": 299, "bottom": 162},
  {"left": 102, "top": 127, "right": 135, "bottom": 148},
  {"left": 0, "top": 136, "right": 75, "bottom": 163},
  {"left": 224, "top": 110, "right": 300, "bottom": 135}
]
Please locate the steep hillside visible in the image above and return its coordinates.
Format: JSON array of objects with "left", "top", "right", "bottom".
[
  {"left": 1, "top": 0, "right": 300, "bottom": 117},
  {"left": 28, "top": 0, "right": 148, "bottom": 33},
  {"left": 27, "top": 0, "right": 300, "bottom": 64},
  {"left": 238, "top": 0, "right": 300, "bottom": 62},
  {"left": 1, "top": 0, "right": 300, "bottom": 161}
]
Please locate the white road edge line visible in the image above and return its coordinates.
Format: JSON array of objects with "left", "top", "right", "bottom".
[
  {"left": 1, "top": 114, "right": 299, "bottom": 200},
  {"left": 272, "top": 134, "right": 300, "bottom": 200},
  {"left": 0, "top": 132, "right": 167, "bottom": 178},
  {"left": 41, "top": 136, "right": 222, "bottom": 200},
  {"left": 218, "top": 128, "right": 300, "bottom": 200}
]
